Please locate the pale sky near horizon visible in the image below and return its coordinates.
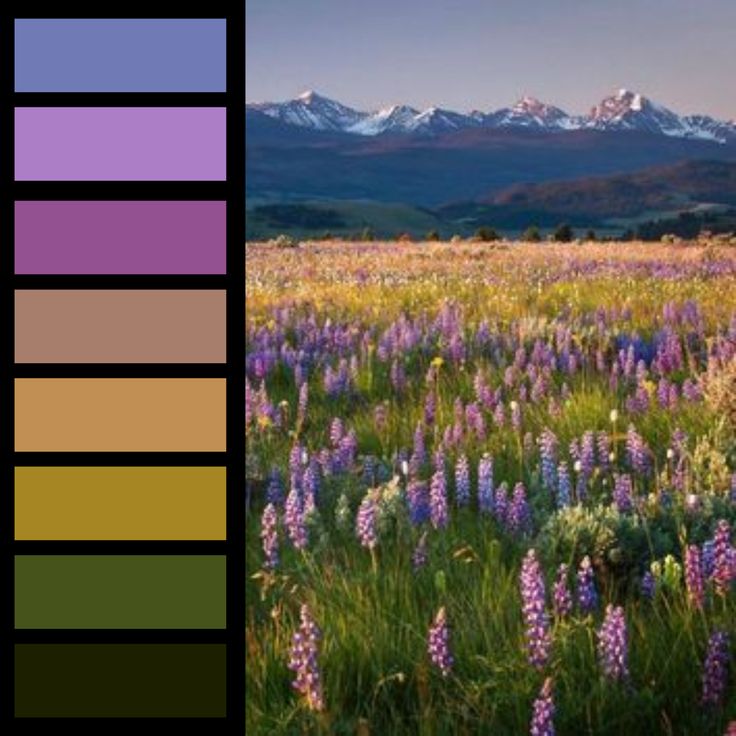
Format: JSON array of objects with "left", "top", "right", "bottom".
[{"left": 246, "top": 0, "right": 736, "bottom": 120}]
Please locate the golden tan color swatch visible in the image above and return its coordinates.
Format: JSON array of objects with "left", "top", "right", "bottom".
[
  {"left": 15, "top": 290, "right": 226, "bottom": 363},
  {"left": 15, "top": 378, "right": 226, "bottom": 452},
  {"left": 15, "top": 467, "right": 226, "bottom": 540}
]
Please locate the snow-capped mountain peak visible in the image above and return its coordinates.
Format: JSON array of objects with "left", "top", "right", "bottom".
[{"left": 246, "top": 89, "right": 736, "bottom": 143}]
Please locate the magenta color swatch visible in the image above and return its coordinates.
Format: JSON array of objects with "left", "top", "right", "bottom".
[{"left": 15, "top": 201, "right": 226, "bottom": 275}]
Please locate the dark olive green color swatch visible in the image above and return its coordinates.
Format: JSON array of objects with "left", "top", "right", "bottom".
[
  {"left": 15, "top": 555, "right": 226, "bottom": 629},
  {"left": 15, "top": 643, "right": 226, "bottom": 717}
]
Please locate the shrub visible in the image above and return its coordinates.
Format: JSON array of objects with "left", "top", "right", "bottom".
[
  {"left": 271, "top": 233, "right": 299, "bottom": 249},
  {"left": 552, "top": 223, "right": 574, "bottom": 243},
  {"left": 521, "top": 225, "right": 541, "bottom": 242},
  {"left": 425, "top": 230, "right": 440, "bottom": 242},
  {"left": 475, "top": 226, "right": 500, "bottom": 242}
]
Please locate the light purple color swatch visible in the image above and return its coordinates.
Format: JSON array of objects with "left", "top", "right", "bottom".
[
  {"left": 15, "top": 201, "right": 227, "bottom": 275},
  {"left": 15, "top": 107, "right": 226, "bottom": 181}
]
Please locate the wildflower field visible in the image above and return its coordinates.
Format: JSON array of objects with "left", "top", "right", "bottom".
[{"left": 246, "top": 241, "right": 736, "bottom": 735}]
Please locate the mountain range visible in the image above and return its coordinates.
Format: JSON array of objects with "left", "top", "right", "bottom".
[{"left": 249, "top": 88, "right": 736, "bottom": 142}]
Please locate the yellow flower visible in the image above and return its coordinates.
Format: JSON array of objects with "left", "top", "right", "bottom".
[
  {"left": 257, "top": 415, "right": 272, "bottom": 430},
  {"left": 431, "top": 356, "right": 444, "bottom": 368}
]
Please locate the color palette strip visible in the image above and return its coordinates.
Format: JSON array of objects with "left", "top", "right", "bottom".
[
  {"left": 15, "top": 378, "right": 226, "bottom": 452},
  {"left": 15, "top": 644, "right": 226, "bottom": 717},
  {"left": 15, "top": 107, "right": 226, "bottom": 181},
  {"left": 15, "top": 290, "right": 226, "bottom": 364},
  {"left": 15, "top": 19, "right": 226, "bottom": 92},
  {"left": 15, "top": 556, "right": 226, "bottom": 629},
  {"left": 15, "top": 201, "right": 226, "bottom": 275},
  {"left": 14, "top": 467, "right": 226, "bottom": 541}
]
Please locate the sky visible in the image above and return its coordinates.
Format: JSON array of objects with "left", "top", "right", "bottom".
[{"left": 246, "top": 0, "right": 736, "bottom": 120}]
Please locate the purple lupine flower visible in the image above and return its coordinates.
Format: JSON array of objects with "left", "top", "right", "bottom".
[
  {"left": 266, "top": 467, "right": 284, "bottom": 506},
  {"left": 424, "top": 390, "right": 436, "bottom": 426},
  {"left": 612, "top": 473, "right": 633, "bottom": 514},
  {"left": 407, "top": 479, "right": 430, "bottom": 526},
  {"left": 581, "top": 431, "right": 596, "bottom": 477},
  {"left": 430, "top": 468, "right": 448, "bottom": 530},
  {"left": 577, "top": 555, "right": 598, "bottom": 614},
  {"left": 410, "top": 422, "right": 427, "bottom": 476},
  {"left": 703, "top": 540, "right": 716, "bottom": 579},
  {"left": 685, "top": 544, "right": 704, "bottom": 609},
  {"left": 338, "top": 430, "right": 358, "bottom": 470},
  {"left": 412, "top": 531, "right": 428, "bottom": 571},
  {"left": 465, "top": 401, "right": 486, "bottom": 440},
  {"left": 552, "top": 564, "right": 572, "bottom": 618},
  {"left": 511, "top": 401, "right": 522, "bottom": 432},
  {"left": 260, "top": 503, "right": 279, "bottom": 570},
  {"left": 494, "top": 481, "right": 509, "bottom": 525},
  {"left": 493, "top": 402, "right": 506, "bottom": 428},
  {"left": 682, "top": 378, "right": 702, "bottom": 402},
  {"left": 539, "top": 428, "right": 559, "bottom": 492},
  {"left": 556, "top": 462, "right": 571, "bottom": 509},
  {"left": 530, "top": 678, "right": 555, "bottom": 736},
  {"left": 284, "top": 488, "right": 308, "bottom": 550},
  {"left": 289, "top": 443, "right": 305, "bottom": 492},
  {"left": 390, "top": 359, "right": 406, "bottom": 393},
  {"left": 640, "top": 571, "right": 656, "bottom": 600},
  {"left": 288, "top": 604, "right": 324, "bottom": 711},
  {"left": 598, "top": 605, "right": 629, "bottom": 682},
  {"left": 303, "top": 461, "right": 320, "bottom": 510},
  {"left": 520, "top": 549, "right": 551, "bottom": 669},
  {"left": 356, "top": 492, "right": 378, "bottom": 550},
  {"left": 428, "top": 607, "right": 453, "bottom": 676},
  {"left": 713, "top": 520, "right": 733, "bottom": 597},
  {"left": 702, "top": 630, "right": 730, "bottom": 707},
  {"left": 297, "top": 382, "right": 309, "bottom": 424},
  {"left": 626, "top": 425, "right": 649, "bottom": 475},
  {"left": 509, "top": 482, "right": 532, "bottom": 536},
  {"left": 329, "top": 417, "right": 344, "bottom": 447},
  {"left": 455, "top": 454, "right": 471, "bottom": 508},
  {"left": 478, "top": 454, "right": 494, "bottom": 514}
]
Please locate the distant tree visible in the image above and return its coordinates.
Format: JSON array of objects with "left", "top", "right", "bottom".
[
  {"left": 521, "top": 225, "right": 541, "bottom": 242},
  {"left": 475, "top": 226, "right": 500, "bottom": 242},
  {"left": 361, "top": 227, "right": 375, "bottom": 242},
  {"left": 552, "top": 223, "right": 574, "bottom": 243},
  {"left": 397, "top": 232, "right": 414, "bottom": 242},
  {"left": 621, "top": 229, "right": 635, "bottom": 242},
  {"left": 320, "top": 231, "right": 333, "bottom": 241},
  {"left": 425, "top": 229, "right": 441, "bottom": 242},
  {"left": 585, "top": 229, "right": 597, "bottom": 241}
]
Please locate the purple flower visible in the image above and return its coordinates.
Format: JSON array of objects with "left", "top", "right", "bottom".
[
  {"left": 511, "top": 401, "right": 522, "bottom": 432},
  {"left": 266, "top": 467, "right": 284, "bottom": 506},
  {"left": 424, "top": 390, "right": 436, "bottom": 426},
  {"left": 494, "top": 481, "right": 509, "bottom": 525},
  {"left": 260, "top": 503, "right": 279, "bottom": 570},
  {"left": 626, "top": 425, "right": 649, "bottom": 476},
  {"left": 455, "top": 454, "right": 471, "bottom": 507},
  {"left": 581, "top": 431, "right": 596, "bottom": 478},
  {"left": 597, "top": 432, "right": 611, "bottom": 472},
  {"left": 407, "top": 479, "right": 430, "bottom": 526},
  {"left": 428, "top": 607, "right": 453, "bottom": 676},
  {"left": 509, "top": 482, "right": 532, "bottom": 536},
  {"left": 556, "top": 462, "right": 571, "bottom": 509},
  {"left": 288, "top": 604, "right": 324, "bottom": 711},
  {"left": 539, "top": 428, "right": 559, "bottom": 492},
  {"left": 478, "top": 454, "right": 495, "bottom": 514},
  {"left": 430, "top": 468, "right": 448, "bottom": 530},
  {"left": 356, "top": 492, "right": 378, "bottom": 550},
  {"left": 598, "top": 605, "right": 629, "bottom": 682},
  {"left": 685, "top": 544, "right": 704, "bottom": 608},
  {"left": 613, "top": 473, "right": 633, "bottom": 514},
  {"left": 412, "top": 531, "right": 429, "bottom": 570},
  {"left": 713, "top": 519, "right": 733, "bottom": 597},
  {"left": 640, "top": 571, "right": 656, "bottom": 600},
  {"left": 552, "top": 564, "right": 572, "bottom": 618},
  {"left": 530, "top": 678, "right": 555, "bottom": 736},
  {"left": 702, "top": 630, "right": 730, "bottom": 707},
  {"left": 410, "top": 422, "right": 427, "bottom": 476},
  {"left": 520, "top": 549, "right": 551, "bottom": 670},
  {"left": 577, "top": 555, "right": 598, "bottom": 614},
  {"left": 703, "top": 540, "right": 716, "bottom": 579},
  {"left": 329, "top": 417, "right": 344, "bottom": 447},
  {"left": 297, "top": 382, "right": 309, "bottom": 424},
  {"left": 284, "top": 487, "right": 308, "bottom": 550}
]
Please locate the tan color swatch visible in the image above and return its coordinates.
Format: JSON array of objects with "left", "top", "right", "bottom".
[
  {"left": 15, "top": 378, "right": 226, "bottom": 452},
  {"left": 15, "top": 467, "right": 226, "bottom": 540},
  {"left": 15, "top": 290, "right": 226, "bottom": 363}
]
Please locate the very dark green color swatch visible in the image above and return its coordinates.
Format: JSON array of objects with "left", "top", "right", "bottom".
[
  {"left": 15, "top": 555, "right": 226, "bottom": 629},
  {"left": 15, "top": 644, "right": 226, "bottom": 717}
]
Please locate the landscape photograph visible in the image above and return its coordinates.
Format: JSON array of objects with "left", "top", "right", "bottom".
[{"left": 245, "top": 1, "right": 736, "bottom": 733}]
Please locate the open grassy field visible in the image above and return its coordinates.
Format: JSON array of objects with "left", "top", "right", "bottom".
[{"left": 246, "top": 241, "right": 736, "bottom": 735}]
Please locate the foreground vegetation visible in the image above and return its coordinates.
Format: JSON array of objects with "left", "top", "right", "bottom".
[{"left": 247, "top": 241, "right": 736, "bottom": 735}]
